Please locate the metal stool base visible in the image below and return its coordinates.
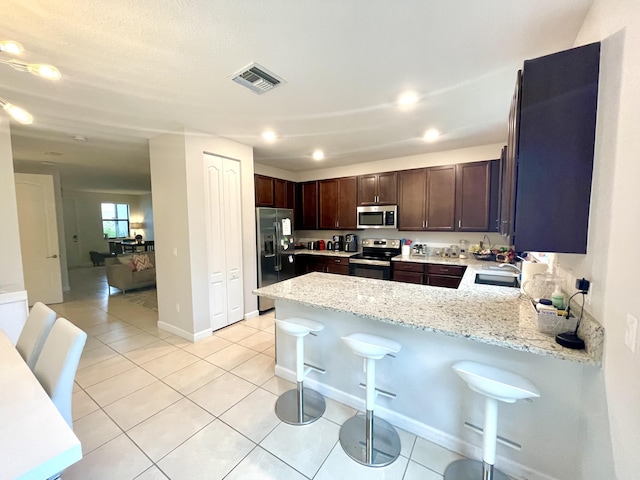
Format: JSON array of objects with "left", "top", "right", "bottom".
[
  {"left": 339, "top": 413, "right": 401, "bottom": 467},
  {"left": 444, "top": 459, "right": 510, "bottom": 480},
  {"left": 275, "top": 386, "right": 325, "bottom": 425}
]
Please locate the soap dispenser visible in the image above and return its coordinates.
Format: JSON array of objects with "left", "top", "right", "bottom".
[{"left": 551, "top": 285, "right": 565, "bottom": 309}]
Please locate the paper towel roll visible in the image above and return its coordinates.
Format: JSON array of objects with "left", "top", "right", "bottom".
[{"left": 520, "top": 262, "right": 549, "bottom": 294}]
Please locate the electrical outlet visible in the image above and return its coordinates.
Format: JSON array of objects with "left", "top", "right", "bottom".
[
  {"left": 625, "top": 314, "right": 638, "bottom": 353},
  {"left": 173, "top": 247, "right": 178, "bottom": 256},
  {"left": 175, "top": 303, "right": 180, "bottom": 313}
]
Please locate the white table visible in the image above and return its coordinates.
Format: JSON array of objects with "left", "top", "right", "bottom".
[{"left": 0, "top": 330, "right": 82, "bottom": 480}]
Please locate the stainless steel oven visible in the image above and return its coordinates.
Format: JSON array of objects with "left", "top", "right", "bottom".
[
  {"left": 356, "top": 205, "right": 397, "bottom": 229},
  {"left": 349, "top": 239, "right": 401, "bottom": 280}
]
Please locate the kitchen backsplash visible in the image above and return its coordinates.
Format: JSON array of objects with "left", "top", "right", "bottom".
[{"left": 295, "top": 229, "right": 508, "bottom": 250}]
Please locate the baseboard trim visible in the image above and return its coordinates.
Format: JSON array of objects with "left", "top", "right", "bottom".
[
  {"left": 244, "top": 309, "right": 259, "bottom": 320},
  {"left": 274, "top": 365, "right": 558, "bottom": 480},
  {"left": 157, "top": 321, "right": 211, "bottom": 343}
]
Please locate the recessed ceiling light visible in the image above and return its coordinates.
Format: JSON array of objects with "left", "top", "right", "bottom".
[
  {"left": 44, "top": 151, "right": 63, "bottom": 156},
  {"left": 40, "top": 161, "right": 56, "bottom": 166},
  {"left": 262, "top": 131, "right": 276, "bottom": 142},
  {"left": 312, "top": 150, "right": 324, "bottom": 161},
  {"left": 423, "top": 129, "right": 440, "bottom": 142},
  {"left": 398, "top": 91, "right": 418, "bottom": 108},
  {"left": 73, "top": 135, "right": 87, "bottom": 142}
]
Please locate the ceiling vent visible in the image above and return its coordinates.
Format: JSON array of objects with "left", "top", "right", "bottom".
[{"left": 231, "top": 62, "right": 285, "bottom": 95}]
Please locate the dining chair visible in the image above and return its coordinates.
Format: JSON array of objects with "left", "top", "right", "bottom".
[
  {"left": 16, "top": 302, "right": 57, "bottom": 370},
  {"left": 33, "top": 318, "right": 87, "bottom": 427}
]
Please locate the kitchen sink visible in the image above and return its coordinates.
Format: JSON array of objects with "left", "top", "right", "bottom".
[{"left": 474, "top": 269, "right": 520, "bottom": 288}]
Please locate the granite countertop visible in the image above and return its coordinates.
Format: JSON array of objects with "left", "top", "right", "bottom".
[
  {"left": 253, "top": 266, "right": 604, "bottom": 365},
  {"left": 293, "top": 249, "right": 359, "bottom": 258}
]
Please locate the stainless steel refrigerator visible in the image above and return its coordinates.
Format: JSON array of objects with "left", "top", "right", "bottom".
[{"left": 256, "top": 207, "right": 296, "bottom": 312}]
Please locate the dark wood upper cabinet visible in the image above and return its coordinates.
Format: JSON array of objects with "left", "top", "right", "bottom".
[
  {"left": 274, "top": 178, "right": 286, "bottom": 208},
  {"left": 286, "top": 180, "right": 295, "bottom": 210},
  {"left": 425, "top": 165, "right": 456, "bottom": 231},
  {"left": 397, "top": 169, "right": 427, "bottom": 230},
  {"left": 336, "top": 176, "right": 357, "bottom": 229},
  {"left": 255, "top": 174, "right": 274, "bottom": 207},
  {"left": 319, "top": 177, "right": 357, "bottom": 229},
  {"left": 512, "top": 42, "right": 600, "bottom": 253},
  {"left": 358, "top": 171, "right": 397, "bottom": 205},
  {"left": 296, "top": 181, "right": 318, "bottom": 230},
  {"left": 456, "top": 161, "right": 493, "bottom": 231}
]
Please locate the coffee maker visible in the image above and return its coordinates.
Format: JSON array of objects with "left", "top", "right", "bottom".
[
  {"left": 332, "top": 235, "right": 344, "bottom": 251},
  {"left": 344, "top": 234, "right": 358, "bottom": 252}
]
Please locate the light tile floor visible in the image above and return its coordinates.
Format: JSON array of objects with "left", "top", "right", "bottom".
[{"left": 56, "top": 266, "right": 463, "bottom": 479}]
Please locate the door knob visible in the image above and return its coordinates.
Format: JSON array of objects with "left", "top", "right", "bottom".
[{"left": 47, "top": 254, "right": 58, "bottom": 258}]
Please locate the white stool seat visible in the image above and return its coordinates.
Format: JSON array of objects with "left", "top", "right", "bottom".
[
  {"left": 276, "top": 317, "right": 325, "bottom": 337},
  {"left": 452, "top": 360, "right": 540, "bottom": 403},
  {"left": 342, "top": 333, "right": 401, "bottom": 360}
]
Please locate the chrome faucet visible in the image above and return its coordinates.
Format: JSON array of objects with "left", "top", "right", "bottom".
[{"left": 498, "top": 263, "right": 521, "bottom": 274}]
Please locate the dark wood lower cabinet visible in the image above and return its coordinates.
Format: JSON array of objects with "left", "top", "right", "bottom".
[
  {"left": 296, "top": 254, "right": 350, "bottom": 276},
  {"left": 393, "top": 261, "right": 466, "bottom": 289}
]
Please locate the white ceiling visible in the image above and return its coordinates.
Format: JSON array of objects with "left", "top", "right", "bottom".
[{"left": 2, "top": 0, "right": 593, "bottom": 193}]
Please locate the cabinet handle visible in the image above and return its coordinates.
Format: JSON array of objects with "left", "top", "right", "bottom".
[
  {"left": 458, "top": 220, "right": 461, "bottom": 229},
  {"left": 334, "top": 259, "right": 340, "bottom": 263},
  {"left": 336, "top": 220, "right": 339, "bottom": 227},
  {"left": 425, "top": 220, "right": 428, "bottom": 228}
]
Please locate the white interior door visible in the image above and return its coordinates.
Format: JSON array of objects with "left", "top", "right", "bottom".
[
  {"left": 204, "top": 155, "right": 228, "bottom": 329},
  {"left": 15, "top": 173, "right": 63, "bottom": 305},
  {"left": 223, "top": 160, "right": 243, "bottom": 323},
  {"left": 203, "top": 154, "right": 244, "bottom": 330}
]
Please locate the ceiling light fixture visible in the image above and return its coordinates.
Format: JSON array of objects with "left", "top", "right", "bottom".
[
  {"left": 423, "top": 129, "right": 440, "bottom": 142},
  {"left": 0, "top": 40, "right": 62, "bottom": 125},
  {"left": 398, "top": 91, "right": 418, "bottom": 108},
  {"left": 0, "top": 40, "right": 24, "bottom": 55},
  {"left": 73, "top": 135, "right": 87, "bottom": 142},
  {"left": 262, "top": 131, "right": 277, "bottom": 142},
  {"left": 0, "top": 59, "right": 61, "bottom": 80},
  {"left": 0, "top": 97, "right": 33, "bottom": 125},
  {"left": 312, "top": 150, "right": 324, "bottom": 161}
]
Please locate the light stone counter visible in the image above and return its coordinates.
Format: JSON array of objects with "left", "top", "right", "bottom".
[
  {"left": 293, "top": 249, "right": 358, "bottom": 258},
  {"left": 253, "top": 266, "right": 603, "bottom": 365}
]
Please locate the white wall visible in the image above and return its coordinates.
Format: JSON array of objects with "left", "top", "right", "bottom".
[
  {"left": 61, "top": 190, "right": 148, "bottom": 268},
  {"left": 554, "top": 1, "right": 640, "bottom": 478},
  {"left": 150, "top": 128, "right": 256, "bottom": 340},
  {"left": 0, "top": 115, "right": 24, "bottom": 292},
  {"left": 290, "top": 143, "right": 503, "bottom": 182}
]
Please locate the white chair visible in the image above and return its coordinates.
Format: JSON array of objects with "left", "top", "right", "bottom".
[
  {"left": 444, "top": 360, "right": 541, "bottom": 480},
  {"left": 275, "top": 317, "right": 326, "bottom": 425},
  {"left": 340, "top": 333, "right": 402, "bottom": 467},
  {"left": 16, "top": 302, "right": 57, "bottom": 370},
  {"left": 33, "top": 318, "right": 87, "bottom": 427}
]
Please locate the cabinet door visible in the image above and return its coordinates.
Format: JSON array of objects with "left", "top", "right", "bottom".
[
  {"left": 336, "top": 177, "right": 357, "bottom": 229},
  {"left": 514, "top": 43, "right": 599, "bottom": 253},
  {"left": 456, "top": 162, "right": 491, "bottom": 231},
  {"left": 296, "top": 181, "right": 318, "bottom": 230},
  {"left": 393, "top": 271, "right": 424, "bottom": 284},
  {"left": 358, "top": 174, "right": 378, "bottom": 205},
  {"left": 426, "top": 166, "right": 456, "bottom": 231},
  {"left": 425, "top": 275, "right": 462, "bottom": 289},
  {"left": 318, "top": 179, "right": 338, "bottom": 229},
  {"left": 274, "top": 178, "right": 287, "bottom": 208},
  {"left": 377, "top": 171, "right": 397, "bottom": 204},
  {"left": 286, "top": 180, "right": 295, "bottom": 210},
  {"left": 255, "top": 175, "right": 274, "bottom": 207},
  {"left": 397, "top": 169, "right": 427, "bottom": 230},
  {"left": 501, "top": 71, "right": 521, "bottom": 238}
]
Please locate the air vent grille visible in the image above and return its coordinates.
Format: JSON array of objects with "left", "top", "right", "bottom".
[{"left": 232, "top": 63, "right": 285, "bottom": 95}]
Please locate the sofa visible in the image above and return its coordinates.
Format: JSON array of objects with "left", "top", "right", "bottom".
[{"left": 105, "top": 252, "right": 156, "bottom": 294}]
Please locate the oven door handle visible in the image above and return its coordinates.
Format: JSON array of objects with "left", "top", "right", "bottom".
[{"left": 349, "top": 258, "right": 391, "bottom": 267}]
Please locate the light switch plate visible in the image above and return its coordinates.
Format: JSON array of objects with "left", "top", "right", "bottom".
[{"left": 625, "top": 314, "right": 638, "bottom": 353}]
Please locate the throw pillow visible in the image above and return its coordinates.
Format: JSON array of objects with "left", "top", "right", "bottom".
[{"left": 132, "top": 254, "right": 154, "bottom": 272}]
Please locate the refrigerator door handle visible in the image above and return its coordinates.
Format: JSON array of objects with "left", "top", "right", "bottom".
[{"left": 274, "top": 221, "right": 282, "bottom": 271}]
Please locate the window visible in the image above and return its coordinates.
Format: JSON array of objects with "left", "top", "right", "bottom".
[{"left": 101, "top": 203, "right": 130, "bottom": 238}]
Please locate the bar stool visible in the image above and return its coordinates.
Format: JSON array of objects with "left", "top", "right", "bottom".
[
  {"left": 340, "top": 333, "right": 402, "bottom": 467},
  {"left": 444, "top": 360, "right": 540, "bottom": 480},
  {"left": 274, "top": 317, "right": 326, "bottom": 425}
]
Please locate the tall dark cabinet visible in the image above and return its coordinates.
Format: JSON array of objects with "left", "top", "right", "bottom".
[{"left": 506, "top": 42, "right": 600, "bottom": 254}]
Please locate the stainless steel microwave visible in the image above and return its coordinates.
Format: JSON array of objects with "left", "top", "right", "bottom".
[{"left": 356, "top": 205, "right": 397, "bottom": 229}]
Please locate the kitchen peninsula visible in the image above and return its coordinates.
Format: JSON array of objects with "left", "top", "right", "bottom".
[{"left": 253, "top": 265, "right": 604, "bottom": 480}]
